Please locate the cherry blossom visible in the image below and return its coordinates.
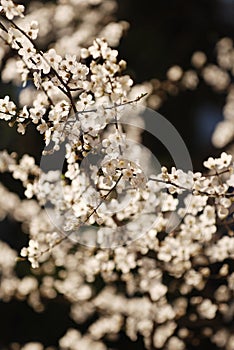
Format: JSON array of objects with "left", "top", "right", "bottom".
[{"left": 0, "top": 1, "right": 234, "bottom": 350}]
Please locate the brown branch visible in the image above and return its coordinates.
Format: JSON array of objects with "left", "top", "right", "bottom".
[{"left": 20, "top": 173, "right": 123, "bottom": 263}]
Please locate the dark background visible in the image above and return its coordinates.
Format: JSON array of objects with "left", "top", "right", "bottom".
[{"left": 117, "top": 0, "right": 234, "bottom": 170}]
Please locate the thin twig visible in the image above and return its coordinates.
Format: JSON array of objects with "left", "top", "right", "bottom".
[{"left": 22, "top": 173, "right": 123, "bottom": 262}]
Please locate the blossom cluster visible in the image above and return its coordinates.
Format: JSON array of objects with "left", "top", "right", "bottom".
[{"left": 0, "top": 1, "right": 234, "bottom": 350}]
